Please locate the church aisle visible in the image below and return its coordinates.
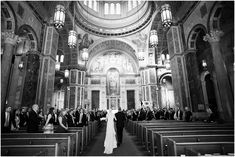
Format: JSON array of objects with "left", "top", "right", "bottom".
[{"left": 82, "top": 122, "right": 150, "bottom": 156}]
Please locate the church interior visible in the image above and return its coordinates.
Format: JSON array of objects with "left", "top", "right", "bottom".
[{"left": 1, "top": 1, "right": 234, "bottom": 156}]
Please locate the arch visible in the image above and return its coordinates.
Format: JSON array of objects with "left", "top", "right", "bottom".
[
  {"left": 187, "top": 24, "right": 207, "bottom": 50},
  {"left": 16, "top": 24, "right": 38, "bottom": 52},
  {"left": 158, "top": 72, "right": 171, "bottom": 84},
  {"left": 1, "top": 1, "right": 17, "bottom": 32},
  {"left": 87, "top": 38, "right": 138, "bottom": 69}
]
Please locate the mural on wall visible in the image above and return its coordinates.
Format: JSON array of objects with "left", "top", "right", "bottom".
[
  {"left": 106, "top": 68, "right": 120, "bottom": 96},
  {"left": 90, "top": 52, "right": 136, "bottom": 74}
]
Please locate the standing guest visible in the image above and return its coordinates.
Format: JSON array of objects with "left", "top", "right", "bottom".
[
  {"left": 77, "top": 109, "right": 88, "bottom": 127},
  {"left": 74, "top": 107, "right": 80, "bottom": 126},
  {"left": 1, "top": 106, "right": 14, "bottom": 133},
  {"left": 13, "top": 109, "right": 21, "bottom": 130},
  {"left": 132, "top": 109, "right": 138, "bottom": 121},
  {"left": 19, "top": 107, "right": 28, "bottom": 128},
  {"left": 44, "top": 107, "right": 56, "bottom": 133},
  {"left": 145, "top": 107, "right": 154, "bottom": 121},
  {"left": 169, "top": 108, "right": 175, "bottom": 120},
  {"left": 115, "top": 107, "right": 126, "bottom": 147},
  {"left": 56, "top": 109, "right": 68, "bottom": 133},
  {"left": 27, "top": 104, "right": 40, "bottom": 133},
  {"left": 163, "top": 108, "right": 169, "bottom": 120},
  {"left": 138, "top": 108, "right": 146, "bottom": 121},
  {"left": 66, "top": 109, "right": 75, "bottom": 127},
  {"left": 184, "top": 107, "right": 193, "bottom": 122},
  {"left": 174, "top": 107, "right": 183, "bottom": 120},
  {"left": 154, "top": 108, "right": 161, "bottom": 120}
]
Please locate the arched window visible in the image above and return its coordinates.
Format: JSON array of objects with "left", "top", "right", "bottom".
[
  {"left": 110, "top": 3, "right": 115, "bottom": 14},
  {"left": 116, "top": 3, "right": 120, "bottom": 14},
  {"left": 104, "top": 3, "right": 109, "bottom": 14},
  {"left": 84, "top": 0, "right": 88, "bottom": 6}
]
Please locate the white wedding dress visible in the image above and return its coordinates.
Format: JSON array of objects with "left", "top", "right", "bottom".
[{"left": 104, "top": 110, "right": 117, "bottom": 154}]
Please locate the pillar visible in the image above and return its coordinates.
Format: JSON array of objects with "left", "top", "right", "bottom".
[
  {"left": 203, "top": 30, "right": 234, "bottom": 121},
  {"left": 1, "top": 31, "right": 18, "bottom": 112},
  {"left": 184, "top": 49, "right": 204, "bottom": 111},
  {"left": 37, "top": 26, "right": 58, "bottom": 113},
  {"left": 68, "top": 69, "right": 85, "bottom": 109},
  {"left": 167, "top": 26, "right": 191, "bottom": 110}
]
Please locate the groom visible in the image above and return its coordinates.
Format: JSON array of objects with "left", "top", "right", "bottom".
[{"left": 115, "top": 107, "right": 126, "bottom": 146}]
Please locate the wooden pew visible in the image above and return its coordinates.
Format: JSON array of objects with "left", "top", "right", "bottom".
[
  {"left": 167, "top": 140, "right": 234, "bottom": 156},
  {"left": 1, "top": 132, "right": 78, "bottom": 156},
  {"left": 146, "top": 125, "right": 233, "bottom": 152},
  {"left": 1, "top": 143, "right": 63, "bottom": 156},
  {"left": 2, "top": 137, "right": 71, "bottom": 156},
  {"left": 153, "top": 129, "right": 234, "bottom": 156},
  {"left": 68, "top": 127, "right": 84, "bottom": 154},
  {"left": 165, "top": 135, "right": 234, "bottom": 155}
]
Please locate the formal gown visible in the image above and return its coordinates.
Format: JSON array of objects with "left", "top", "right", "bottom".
[{"left": 104, "top": 110, "right": 117, "bottom": 154}]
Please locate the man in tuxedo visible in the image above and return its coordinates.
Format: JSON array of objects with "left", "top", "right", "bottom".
[
  {"left": 27, "top": 104, "right": 40, "bottom": 133},
  {"left": 1, "top": 106, "right": 13, "bottom": 133},
  {"left": 115, "top": 107, "right": 126, "bottom": 146}
]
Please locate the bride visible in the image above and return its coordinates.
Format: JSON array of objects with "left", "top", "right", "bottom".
[{"left": 104, "top": 108, "right": 117, "bottom": 154}]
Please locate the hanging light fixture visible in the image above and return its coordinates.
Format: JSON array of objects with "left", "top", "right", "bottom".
[
  {"left": 60, "top": 55, "right": 64, "bottom": 62},
  {"left": 82, "top": 48, "right": 89, "bottom": 61},
  {"left": 137, "top": 48, "right": 145, "bottom": 61},
  {"left": 18, "top": 61, "right": 24, "bottom": 70},
  {"left": 68, "top": 3, "right": 77, "bottom": 48},
  {"left": 150, "top": 30, "right": 158, "bottom": 47},
  {"left": 202, "top": 60, "right": 207, "bottom": 69},
  {"left": 64, "top": 69, "right": 69, "bottom": 78},
  {"left": 54, "top": 4, "right": 65, "bottom": 29},
  {"left": 161, "top": 4, "right": 173, "bottom": 28}
]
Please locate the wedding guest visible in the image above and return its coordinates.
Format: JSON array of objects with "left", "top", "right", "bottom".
[
  {"left": 44, "top": 107, "right": 56, "bottom": 133},
  {"left": 56, "top": 109, "right": 68, "bottom": 133},
  {"left": 27, "top": 104, "right": 40, "bottom": 133},
  {"left": 2, "top": 106, "right": 14, "bottom": 133}
]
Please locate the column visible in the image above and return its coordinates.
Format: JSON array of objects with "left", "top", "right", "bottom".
[
  {"left": 37, "top": 26, "right": 58, "bottom": 113},
  {"left": 167, "top": 26, "right": 190, "bottom": 110},
  {"left": 1, "top": 31, "right": 18, "bottom": 112},
  {"left": 184, "top": 49, "right": 204, "bottom": 111},
  {"left": 68, "top": 69, "right": 85, "bottom": 109},
  {"left": 203, "top": 30, "right": 234, "bottom": 120}
]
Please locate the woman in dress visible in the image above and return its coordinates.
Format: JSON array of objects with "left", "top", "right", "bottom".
[
  {"left": 104, "top": 108, "right": 117, "bottom": 154},
  {"left": 56, "top": 109, "right": 68, "bottom": 133},
  {"left": 44, "top": 107, "right": 56, "bottom": 133}
]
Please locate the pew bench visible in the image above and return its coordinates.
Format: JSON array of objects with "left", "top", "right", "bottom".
[
  {"left": 165, "top": 135, "right": 234, "bottom": 156},
  {"left": 1, "top": 137, "right": 71, "bottom": 156},
  {"left": 1, "top": 143, "right": 63, "bottom": 156},
  {"left": 167, "top": 141, "right": 234, "bottom": 156},
  {"left": 1, "top": 132, "right": 78, "bottom": 156},
  {"left": 153, "top": 130, "right": 234, "bottom": 156}
]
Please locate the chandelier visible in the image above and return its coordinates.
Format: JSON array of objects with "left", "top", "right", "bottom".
[
  {"left": 161, "top": 4, "right": 173, "bottom": 28},
  {"left": 68, "top": 4, "right": 78, "bottom": 48},
  {"left": 150, "top": 30, "right": 158, "bottom": 47},
  {"left": 53, "top": 4, "right": 65, "bottom": 29}
]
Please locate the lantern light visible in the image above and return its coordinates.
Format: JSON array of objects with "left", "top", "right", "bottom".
[
  {"left": 60, "top": 55, "right": 64, "bottom": 62},
  {"left": 82, "top": 48, "right": 89, "bottom": 61},
  {"left": 161, "top": 54, "right": 166, "bottom": 61},
  {"left": 54, "top": 4, "right": 65, "bottom": 29},
  {"left": 60, "top": 79, "right": 64, "bottom": 83},
  {"left": 55, "top": 62, "right": 60, "bottom": 71},
  {"left": 64, "top": 69, "right": 69, "bottom": 78},
  {"left": 18, "top": 61, "right": 24, "bottom": 70},
  {"left": 161, "top": 4, "right": 173, "bottom": 28},
  {"left": 150, "top": 30, "right": 158, "bottom": 47},
  {"left": 137, "top": 49, "right": 145, "bottom": 61},
  {"left": 68, "top": 30, "right": 77, "bottom": 48}
]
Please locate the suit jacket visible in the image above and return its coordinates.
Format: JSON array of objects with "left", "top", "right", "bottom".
[
  {"left": 27, "top": 110, "right": 40, "bottom": 132},
  {"left": 115, "top": 111, "right": 126, "bottom": 128},
  {"left": 1, "top": 112, "right": 14, "bottom": 132}
]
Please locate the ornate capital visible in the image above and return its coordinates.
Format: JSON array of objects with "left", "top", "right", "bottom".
[
  {"left": 203, "top": 30, "right": 224, "bottom": 43},
  {"left": 1, "top": 31, "right": 19, "bottom": 45}
]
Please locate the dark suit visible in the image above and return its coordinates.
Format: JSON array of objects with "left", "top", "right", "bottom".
[
  {"left": 27, "top": 110, "right": 40, "bottom": 133},
  {"left": 115, "top": 111, "right": 126, "bottom": 145},
  {"left": 1, "top": 112, "right": 14, "bottom": 133}
]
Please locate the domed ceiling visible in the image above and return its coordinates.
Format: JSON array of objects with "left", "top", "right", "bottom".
[{"left": 72, "top": 1, "right": 155, "bottom": 37}]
